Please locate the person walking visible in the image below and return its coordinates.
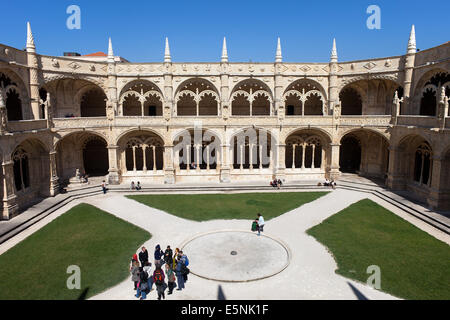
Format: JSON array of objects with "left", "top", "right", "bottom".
[
  {"left": 154, "top": 244, "right": 164, "bottom": 267},
  {"left": 153, "top": 265, "right": 166, "bottom": 300},
  {"left": 257, "top": 213, "right": 265, "bottom": 236},
  {"left": 130, "top": 259, "right": 140, "bottom": 290},
  {"left": 139, "top": 247, "right": 149, "bottom": 267},
  {"left": 165, "top": 263, "right": 177, "bottom": 295}
]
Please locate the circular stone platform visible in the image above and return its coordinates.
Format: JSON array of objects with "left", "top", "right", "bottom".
[{"left": 181, "top": 230, "right": 290, "bottom": 282}]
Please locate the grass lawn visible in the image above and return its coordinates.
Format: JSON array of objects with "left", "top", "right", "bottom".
[
  {"left": 127, "top": 192, "right": 328, "bottom": 221},
  {"left": 307, "top": 199, "right": 450, "bottom": 300},
  {"left": 0, "top": 203, "right": 151, "bottom": 300}
]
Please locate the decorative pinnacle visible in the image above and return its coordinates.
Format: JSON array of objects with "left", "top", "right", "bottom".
[
  {"left": 26, "top": 22, "right": 36, "bottom": 52},
  {"left": 275, "top": 37, "right": 282, "bottom": 63},
  {"left": 330, "top": 38, "right": 338, "bottom": 63},
  {"left": 107, "top": 37, "right": 114, "bottom": 62},
  {"left": 221, "top": 37, "right": 228, "bottom": 63},
  {"left": 164, "top": 37, "right": 171, "bottom": 63},
  {"left": 407, "top": 25, "right": 416, "bottom": 53}
]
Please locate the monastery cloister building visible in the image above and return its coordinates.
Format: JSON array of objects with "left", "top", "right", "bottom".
[{"left": 0, "top": 24, "right": 449, "bottom": 219}]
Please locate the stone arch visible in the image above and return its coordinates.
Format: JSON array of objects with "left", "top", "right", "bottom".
[
  {"left": 340, "top": 129, "right": 389, "bottom": 178},
  {"left": 174, "top": 78, "right": 220, "bottom": 116},
  {"left": 229, "top": 127, "right": 276, "bottom": 170},
  {"left": 414, "top": 71, "right": 450, "bottom": 116},
  {"left": 0, "top": 70, "right": 29, "bottom": 121},
  {"left": 284, "top": 128, "right": 331, "bottom": 171},
  {"left": 339, "top": 78, "right": 402, "bottom": 115},
  {"left": 42, "top": 78, "right": 108, "bottom": 118},
  {"left": 230, "top": 79, "right": 273, "bottom": 116},
  {"left": 283, "top": 78, "right": 327, "bottom": 116},
  {"left": 173, "top": 128, "right": 222, "bottom": 171},
  {"left": 11, "top": 138, "right": 50, "bottom": 205},
  {"left": 55, "top": 131, "right": 109, "bottom": 181},
  {"left": 118, "top": 79, "right": 164, "bottom": 117},
  {"left": 117, "top": 130, "right": 165, "bottom": 173}
]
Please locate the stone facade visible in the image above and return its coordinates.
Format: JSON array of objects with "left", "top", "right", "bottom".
[{"left": 0, "top": 24, "right": 449, "bottom": 219}]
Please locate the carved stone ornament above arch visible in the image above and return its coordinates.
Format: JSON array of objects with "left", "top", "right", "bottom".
[{"left": 338, "top": 74, "right": 401, "bottom": 92}]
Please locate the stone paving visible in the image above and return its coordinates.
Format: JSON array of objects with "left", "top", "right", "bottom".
[{"left": 0, "top": 183, "right": 449, "bottom": 300}]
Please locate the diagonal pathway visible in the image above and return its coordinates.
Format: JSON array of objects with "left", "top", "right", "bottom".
[{"left": 89, "top": 190, "right": 399, "bottom": 300}]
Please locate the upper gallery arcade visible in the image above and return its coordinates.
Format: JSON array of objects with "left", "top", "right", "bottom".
[{"left": 0, "top": 22, "right": 449, "bottom": 219}]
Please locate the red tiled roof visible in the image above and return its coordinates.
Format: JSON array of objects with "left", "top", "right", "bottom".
[{"left": 83, "top": 51, "right": 107, "bottom": 57}]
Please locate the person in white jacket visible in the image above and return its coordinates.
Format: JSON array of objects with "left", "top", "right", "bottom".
[{"left": 257, "top": 213, "right": 265, "bottom": 236}]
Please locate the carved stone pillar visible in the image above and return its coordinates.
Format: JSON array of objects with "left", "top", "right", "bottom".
[
  {"left": 2, "top": 160, "right": 18, "bottom": 220},
  {"left": 0, "top": 88, "right": 8, "bottom": 134},
  {"left": 220, "top": 143, "right": 231, "bottom": 183},
  {"left": 386, "top": 146, "right": 405, "bottom": 190},
  {"left": 49, "top": 151, "right": 60, "bottom": 196},
  {"left": 107, "top": 145, "right": 120, "bottom": 185},
  {"left": 329, "top": 143, "right": 341, "bottom": 180},
  {"left": 427, "top": 155, "right": 444, "bottom": 210},
  {"left": 276, "top": 143, "right": 286, "bottom": 180},
  {"left": 164, "top": 144, "right": 175, "bottom": 184}
]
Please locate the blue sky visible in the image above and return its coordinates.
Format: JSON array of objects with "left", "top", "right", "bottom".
[{"left": 1, "top": 0, "right": 448, "bottom": 63}]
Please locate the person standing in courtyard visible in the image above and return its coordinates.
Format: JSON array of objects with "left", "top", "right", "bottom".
[
  {"left": 130, "top": 259, "right": 140, "bottom": 290},
  {"left": 153, "top": 265, "right": 166, "bottom": 300},
  {"left": 101, "top": 180, "right": 107, "bottom": 194},
  {"left": 154, "top": 244, "right": 164, "bottom": 267},
  {"left": 175, "top": 257, "right": 185, "bottom": 291},
  {"left": 139, "top": 246, "right": 148, "bottom": 267},
  {"left": 143, "top": 261, "right": 154, "bottom": 292},
  {"left": 164, "top": 245, "right": 173, "bottom": 266},
  {"left": 135, "top": 266, "right": 150, "bottom": 300},
  {"left": 257, "top": 213, "right": 265, "bottom": 236},
  {"left": 165, "top": 263, "right": 177, "bottom": 295}
]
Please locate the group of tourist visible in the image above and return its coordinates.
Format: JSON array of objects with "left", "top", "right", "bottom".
[
  {"left": 319, "top": 179, "right": 337, "bottom": 189},
  {"left": 130, "top": 181, "right": 142, "bottom": 190},
  {"left": 270, "top": 179, "right": 283, "bottom": 189},
  {"left": 130, "top": 245, "right": 190, "bottom": 300}
]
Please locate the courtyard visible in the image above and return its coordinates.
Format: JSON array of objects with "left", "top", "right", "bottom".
[{"left": 0, "top": 181, "right": 448, "bottom": 300}]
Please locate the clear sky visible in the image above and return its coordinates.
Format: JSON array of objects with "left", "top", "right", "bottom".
[{"left": 1, "top": 0, "right": 448, "bottom": 63}]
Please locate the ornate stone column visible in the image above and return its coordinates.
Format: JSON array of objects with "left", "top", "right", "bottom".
[
  {"left": 427, "top": 155, "right": 444, "bottom": 210},
  {"left": 386, "top": 146, "right": 405, "bottom": 190},
  {"left": 164, "top": 144, "right": 175, "bottom": 184},
  {"left": 329, "top": 143, "right": 341, "bottom": 180},
  {"left": 2, "top": 160, "right": 18, "bottom": 220},
  {"left": 0, "top": 87, "right": 8, "bottom": 134},
  {"left": 328, "top": 39, "right": 339, "bottom": 116},
  {"left": 275, "top": 143, "right": 286, "bottom": 180},
  {"left": 220, "top": 143, "right": 231, "bottom": 183},
  {"left": 107, "top": 145, "right": 120, "bottom": 185},
  {"left": 49, "top": 150, "right": 60, "bottom": 196}
]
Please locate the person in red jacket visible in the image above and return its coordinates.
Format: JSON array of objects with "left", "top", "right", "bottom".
[{"left": 153, "top": 265, "right": 166, "bottom": 300}]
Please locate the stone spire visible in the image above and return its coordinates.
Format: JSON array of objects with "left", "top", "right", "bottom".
[
  {"left": 164, "top": 37, "right": 171, "bottom": 63},
  {"left": 330, "top": 38, "right": 338, "bottom": 63},
  {"left": 275, "top": 37, "right": 282, "bottom": 63},
  {"left": 221, "top": 37, "right": 228, "bottom": 63},
  {"left": 26, "top": 22, "right": 36, "bottom": 52},
  {"left": 407, "top": 25, "right": 416, "bottom": 54},
  {"left": 107, "top": 37, "right": 114, "bottom": 63}
]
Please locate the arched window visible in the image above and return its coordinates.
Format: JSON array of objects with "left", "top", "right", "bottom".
[
  {"left": 125, "top": 136, "right": 164, "bottom": 172},
  {"left": 12, "top": 147, "right": 30, "bottom": 191},
  {"left": 340, "top": 87, "right": 362, "bottom": 115},
  {"left": 413, "top": 143, "right": 432, "bottom": 185},
  {"left": 419, "top": 72, "right": 450, "bottom": 116},
  {"left": 80, "top": 88, "right": 107, "bottom": 117},
  {"left": 285, "top": 136, "right": 323, "bottom": 169}
]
